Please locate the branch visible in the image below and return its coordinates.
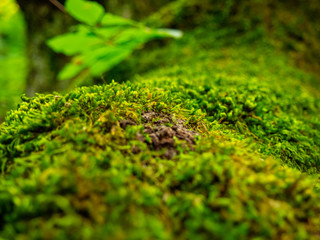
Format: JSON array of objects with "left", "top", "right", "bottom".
[{"left": 49, "top": 0, "right": 66, "bottom": 13}]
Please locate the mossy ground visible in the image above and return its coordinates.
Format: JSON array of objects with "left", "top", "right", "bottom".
[{"left": 1, "top": 15, "right": 320, "bottom": 240}]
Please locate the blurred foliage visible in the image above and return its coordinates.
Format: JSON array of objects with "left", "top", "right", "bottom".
[
  {"left": 47, "top": 0, "right": 182, "bottom": 87},
  {"left": 0, "top": 0, "right": 26, "bottom": 121},
  {"left": 0, "top": 0, "right": 19, "bottom": 22}
]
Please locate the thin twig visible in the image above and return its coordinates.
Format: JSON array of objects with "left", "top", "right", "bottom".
[{"left": 49, "top": 0, "right": 66, "bottom": 13}]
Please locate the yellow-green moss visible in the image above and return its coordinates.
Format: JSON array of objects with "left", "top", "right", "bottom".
[{"left": 1, "top": 10, "right": 320, "bottom": 240}]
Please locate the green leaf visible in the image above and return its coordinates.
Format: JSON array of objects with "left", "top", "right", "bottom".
[
  {"left": 113, "top": 28, "right": 183, "bottom": 49},
  {"left": 114, "top": 28, "right": 150, "bottom": 48},
  {"left": 58, "top": 57, "right": 86, "bottom": 80},
  {"left": 80, "top": 46, "right": 132, "bottom": 75},
  {"left": 94, "top": 27, "right": 123, "bottom": 40},
  {"left": 89, "top": 49, "right": 132, "bottom": 76},
  {"left": 154, "top": 28, "right": 183, "bottom": 39},
  {"left": 65, "top": 0, "right": 105, "bottom": 26},
  {"left": 101, "top": 13, "right": 137, "bottom": 27},
  {"left": 82, "top": 46, "right": 116, "bottom": 66},
  {"left": 47, "top": 33, "right": 101, "bottom": 56}
]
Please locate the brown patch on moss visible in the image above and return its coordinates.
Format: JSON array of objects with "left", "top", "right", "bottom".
[{"left": 120, "top": 111, "right": 198, "bottom": 159}]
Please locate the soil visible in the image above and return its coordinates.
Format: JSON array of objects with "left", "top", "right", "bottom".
[{"left": 119, "top": 111, "right": 198, "bottom": 159}]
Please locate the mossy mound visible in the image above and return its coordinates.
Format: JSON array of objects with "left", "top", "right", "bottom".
[{"left": 1, "top": 23, "right": 320, "bottom": 239}]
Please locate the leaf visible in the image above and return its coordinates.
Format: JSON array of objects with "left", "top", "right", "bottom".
[
  {"left": 58, "top": 57, "right": 86, "bottom": 80},
  {"left": 113, "top": 28, "right": 183, "bottom": 48},
  {"left": 80, "top": 46, "right": 132, "bottom": 75},
  {"left": 47, "top": 32, "right": 101, "bottom": 56},
  {"left": 94, "top": 27, "right": 123, "bottom": 40},
  {"left": 65, "top": 0, "right": 105, "bottom": 26},
  {"left": 114, "top": 28, "right": 150, "bottom": 48},
  {"left": 154, "top": 28, "right": 183, "bottom": 39},
  {"left": 101, "top": 13, "right": 137, "bottom": 27},
  {"left": 81, "top": 46, "right": 119, "bottom": 65},
  {"left": 89, "top": 49, "right": 132, "bottom": 76}
]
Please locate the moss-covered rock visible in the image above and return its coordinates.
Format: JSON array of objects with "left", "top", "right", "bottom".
[{"left": 1, "top": 19, "right": 320, "bottom": 240}]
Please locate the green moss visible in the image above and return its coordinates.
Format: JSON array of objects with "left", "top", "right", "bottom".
[
  {"left": 144, "top": 0, "right": 320, "bottom": 78},
  {"left": 129, "top": 26, "right": 320, "bottom": 174},
  {"left": 1, "top": 18, "right": 320, "bottom": 240}
]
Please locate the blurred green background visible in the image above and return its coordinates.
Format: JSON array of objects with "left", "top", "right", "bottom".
[{"left": 0, "top": 0, "right": 26, "bottom": 121}]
